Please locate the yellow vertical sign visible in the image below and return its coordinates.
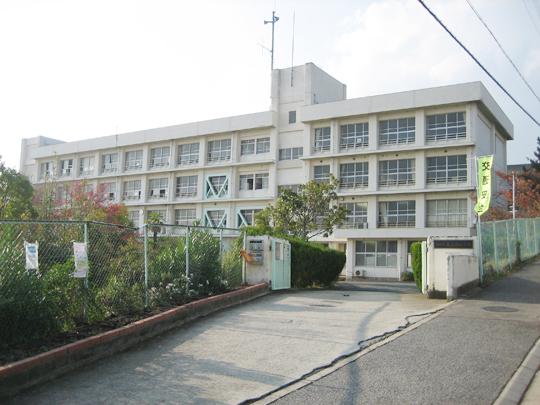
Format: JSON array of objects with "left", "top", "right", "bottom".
[{"left": 474, "top": 155, "right": 494, "bottom": 216}]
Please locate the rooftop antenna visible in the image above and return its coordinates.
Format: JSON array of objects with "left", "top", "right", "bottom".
[
  {"left": 264, "top": 11, "right": 279, "bottom": 70},
  {"left": 290, "top": 10, "right": 295, "bottom": 86}
]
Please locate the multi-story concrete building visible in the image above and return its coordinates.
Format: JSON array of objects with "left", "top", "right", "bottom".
[{"left": 20, "top": 63, "right": 513, "bottom": 280}]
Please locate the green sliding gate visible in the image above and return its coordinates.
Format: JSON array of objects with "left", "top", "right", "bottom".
[{"left": 271, "top": 238, "right": 291, "bottom": 290}]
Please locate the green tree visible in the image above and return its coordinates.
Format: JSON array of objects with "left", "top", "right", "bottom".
[
  {"left": 528, "top": 136, "right": 540, "bottom": 172},
  {"left": 257, "top": 177, "right": 347, "bottom": 241},
  {"left": 148, "top": 211, "right": 164, "bottom": 245},
  {"left": 0, "top": 158, "right": 36, "bottom": 219}
]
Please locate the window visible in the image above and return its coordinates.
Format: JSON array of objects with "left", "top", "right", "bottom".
[
  {"left": 289, "top": 111, "right": 296, "bottom": 124},
  {"left": 125, "top": 150, "right": 143, "bottom": 171},
  {"left": 79, "top": 157, "right": 95, "bottom": 176},
  {"left": 379, "top": 118, "right": 415, "bottom": 145},
  {"left": 379, "top": 159, "right": 415, "bottom": 186},
  {"left": 239, "top": 173, "right": 269, "bottom": 191},
  {"left": 102, "top": 182, "right": 116, "bottom": 201},
  {"left": 355, "top": 240, "right": 398, "bottom": 267},
  {"left": 241, "top": 138, "right": 270, "bottom": 155},
  {"left": 378, "top": 201, "right": 416, "bottom": 227},
  {"left": 176, "top": 175, "right": 198, "bottom": 197},
  {"left": 314, "top": 165, "right": 331, "bottom": 183},
  {"left": 341, "top": 202, "right": 368, "bottom": 229},
  {"left": 124, "top": 180, "right": 142, "bottom": 200},
  {"left": 56, "top": 184, "right": 71, "bottom": 204},
  {"left": 60, "top": 159, "right": 73, "bottom": 177},
  {"left": 128, "top": 211, "right": 140, "bottom": 228},
  {"left": 313, "top": 127, "right": 331, "bottom": 152},
  {"left": 175, "top": 208, "right": 196, "bottom": 226},
  {"left": 426, "top": 155, "right": 467, "bottom": 184},
  {"left": 148, "top": 178, "right": 168, "bottom": 199},
  {"left": 40, "top": 162, "right": 53, "bottom": 179},
  {"left": 207, "top": 139, "right": 231, "bottom": 162},
  {"left": 150, "top": 147, "right": 170, "bottom": 168},
  {"left": 205, "top": 209, "right": 227, "bottom": 228},
  {"left": 178, "top": 143, "right": 200, "bottom": 166},
  {"left": 237, "top": 209, "right": 262, "bottom": 227},
  {"left": 426, "top": 112, "right": 466, "bottom": 142},
  {"left": 279, "top": 147, "right": 303, "bottom": 161},
  {"left": 278, "top": 184, "right": 301, "bottom": 194},
  {"left": 102, "top": 153, "right": 118, "bottom": 173},
  {"left": 84, "top": 183, "right": 94, "bottom": 194},
  {"left": 205, "top": 175, "right": 229, "bottom": 198},
  {"left": 340, "top": 123, "right": 369, "bottom": 150},
  {"left": 427, "top": 199, "right": 467, "bottom": 227},
  {"left": 339, "top": 162, "right": 368, "bottom": 189}
]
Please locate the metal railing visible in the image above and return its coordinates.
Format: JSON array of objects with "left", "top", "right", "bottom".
[{"left": 0, "top": 219, "right": 246, "bottom": 346}]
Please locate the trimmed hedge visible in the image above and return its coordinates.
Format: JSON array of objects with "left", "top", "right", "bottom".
[
  {"left": 288, "top": 238, "right": 346, "bottom": 287},
  {"left": 411, "top": 242, "right": 422, "bottom": 291}
]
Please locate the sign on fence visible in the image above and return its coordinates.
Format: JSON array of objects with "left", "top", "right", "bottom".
[
  {"left": 73, "top": 242, "right": 89, "bottom": 278},
  {"left": 24, "top": 241, "right": 39, "bottom": 271}
]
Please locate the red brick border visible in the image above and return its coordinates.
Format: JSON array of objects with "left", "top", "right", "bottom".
[{"left": 0, "top": 283, "right": 269, "bottom": 398}]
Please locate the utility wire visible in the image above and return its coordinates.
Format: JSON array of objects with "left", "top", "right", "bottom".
[
  {"left": 465, "top": 0, "right": 540, "bottom": 105},
  {"left": 521, "top": 0, "right": 540, "bottom": 39},
  {"left": 416, "top": 0, "right": 540, "bottom": 127}
]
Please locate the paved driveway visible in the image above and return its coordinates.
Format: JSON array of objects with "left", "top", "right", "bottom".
[{"left": 9, "top": 282, "right": 445, "bottom": 404}]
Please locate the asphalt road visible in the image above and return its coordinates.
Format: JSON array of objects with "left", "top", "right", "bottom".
[{"left": 272, "top": 260, "right": 540, "bottom": 405}]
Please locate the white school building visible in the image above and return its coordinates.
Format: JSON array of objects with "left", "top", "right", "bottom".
[{"left": 20, "top": 63, "right": 513, "bottom": 280}]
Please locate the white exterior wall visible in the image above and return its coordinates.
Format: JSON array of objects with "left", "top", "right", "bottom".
[{"left": 20, "top": 63, "right": 512, "bottom": 280}]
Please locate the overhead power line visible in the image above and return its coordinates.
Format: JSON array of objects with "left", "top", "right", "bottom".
[
  {"left": 521, "top": 0, "right": 540, "bottom": 39},
  {"left": 416, "top": 0, "right": 540, "bottom": 127},
  {"left": 465, "top": 0, "right": 540, "bottom": 105}
]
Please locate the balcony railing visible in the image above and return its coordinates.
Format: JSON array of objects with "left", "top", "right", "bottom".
[{"left": 378, "top": 219, "right": 416, "bottom": 228}]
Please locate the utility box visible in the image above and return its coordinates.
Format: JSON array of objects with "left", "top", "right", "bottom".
[{"left": 245, "top": 236, "right": 291, "bottom": 290}]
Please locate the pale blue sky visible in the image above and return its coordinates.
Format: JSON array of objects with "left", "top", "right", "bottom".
[{"left": 1, "top": 0, "right": 539, "bottom": 169}]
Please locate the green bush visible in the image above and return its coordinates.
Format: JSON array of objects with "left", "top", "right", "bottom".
[
  {"left": 288, "top": 238, "right": 346, "bottom": 287},
  {"left": 411, "top": 242, "right": 422, "bottom": 291},
  {"left": 96, "top": 274, "right": 145, "bottom": 317},
  {"left": 221, "top": 237, "right": 243, "bottom": 289}
]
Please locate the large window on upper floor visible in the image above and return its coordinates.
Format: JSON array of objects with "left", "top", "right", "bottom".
[
  {"left": 426, "top": 112, "right": 466, "bottom": 142},
  {"left": 340, "top": 202, "right": 368, "bottom": 229},
  {"left": 379, "top": 118, "right": 415, "bottom": 145},
  {"left": 79, "top": 156, "right": 95, "bottom": 176},
  {"left": 426, "top": 155, "right": 467, "bottom": 185},
  {"left": 148, "top": 178, "right": 169, "bottom": 200},
  {"left": 240, "top": 137, "right": 270, "bottom": 156},
  {"left": 339, "top": 162, "right": 368, "bottom": 189},
  {"left": 175, "top": 208, "right": 197, "bottom": 226},
  {"left": 177, "top": 143, "right": 199, "bottom": 166},
  {"left": 204, "top": 209, "right": 227, "bottom": 228},
  {"left": 128, "top": 211, "right": 140, "bottom": 228},
  {"left": 355, "top": 241, "right": 398, "bottom": 267},
  {"left": 340, "top": 123, "right": 369, "bottom": 151},
  {"left": 176, "top": 175, "right": 198, "bottom": 198},
  {"left": 313, "top": 127, "right": 331, "bottom": 152},
  {"left": 426, "top": 199, "right": 468, "bottom": 227},
  {"left": 279, "top": 147, "right": 303, "bottom": 161},
  {"left": 207, "top": 139, "right": 231, "bottom": 163},
  {"left": 378, "top": 200, "right": 416, "bottom": 228},
  {"left": 313, "top": 165, "right": 331, "bottom": 183},
  {"left": 125, "top": 150, "right": 143, "bottom": 171},
  {"left": 239, "top": 173, "right": 269, "bottom": 191},
  {"left": 40, "top": 162, "right": 54, "bottom": 179},
  {"left": 237, "top": 208, "right": 262, "bottom": 227},
  {"left": 102, "top": 153, "right": 118, "bottom": 174},
  {"left": 378, "top": 159, "right": 415, "bottom": 186},
  {"left": 123, "top": 180, "right": 142, "bottom": 200},
  {"left": 205, "top": 175, "right": 229, "bottom": 199},
  {"left": 278, "top": 184, "right": 301, "bottom": 195},
  {"left": 60, "top": 159, "right": 73, "bottom": 177},
  {"left": 102, "top": 182, "right": 116, "bottom": 201},
  {"left": 149, "top": 147, "right": 170, "bottom": 169}
]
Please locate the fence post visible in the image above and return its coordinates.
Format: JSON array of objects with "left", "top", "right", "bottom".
[
  {"left": 493, "top": 222, "right": 499, "bottom": 272},
  {"left": 143, "top": 224, "right": 149, "bottom": 308},
  {"left": 505, "top": 220, "right": 512, "bottom": 267},
  {"left": 219, "top": 228, "right": 223, "bottom": 263},
  {"left": 185, "top": 226, "right": 190, "bottom": 293},
  {"left": 83, "top": 222, "right": 89, "bottom": 321},
  {"left": 242, "top": 230, "right": 247, "bottom": 285}
]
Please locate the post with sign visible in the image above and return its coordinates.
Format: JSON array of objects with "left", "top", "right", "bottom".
[{"left": 474, "top": 155, "right": 494, "bottom": 283}]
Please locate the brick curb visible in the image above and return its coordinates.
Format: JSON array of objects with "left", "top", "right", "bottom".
[{"left": 0, "top": 283, "right": 269, "bottom": 399}]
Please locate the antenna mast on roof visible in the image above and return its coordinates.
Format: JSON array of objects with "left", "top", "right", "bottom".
[
  {"left": 264, "top": 11, "right": 279, "bottom": 70},
  {"left": 290, "top": 11, "right": 295, "bottom": 86}
]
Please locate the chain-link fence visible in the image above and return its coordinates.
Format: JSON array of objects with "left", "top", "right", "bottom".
[
  {"left": 480, "top": 217, "right": 540, "bottom": 275},
  {"left": 0, "top": 220, "right": 245, "bottom": 349}
]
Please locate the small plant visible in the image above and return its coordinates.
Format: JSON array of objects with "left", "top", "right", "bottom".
[
  {"left": 401, "top": 271, "right": 414, "bottom": 282},
  {"left": 411, "top": 242, "right": 422, "bottom": 291}
]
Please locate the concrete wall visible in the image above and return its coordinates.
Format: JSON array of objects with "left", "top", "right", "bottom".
[{"left": 447, "top": 255, "right": 479, "bottom": 300}]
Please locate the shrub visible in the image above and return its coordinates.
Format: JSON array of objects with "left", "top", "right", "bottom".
[
  {"left": 221, "top": 236, "right": 243, "bottom": 289},
  {"left": 187, "top": 229, "right": 223, "bottom": 295},
  {"left": 288, "top": 238, "right": 346, "bottom": 287},
  {"left": 96, "top": 274, "right": 145, "bottom": 317},
  {"left": 411, "top": 242, "right": 422, "bottom": 291},
  {"left": 401, "top": 271, "right": 414, "bottom": 282}
]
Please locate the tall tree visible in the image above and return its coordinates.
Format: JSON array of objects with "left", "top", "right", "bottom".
[
  {"left": 0, "top": 159, "right": 36, "bottom": 219},
  {"left": 528, "top": 136, "right": 540, "bottom": 172},
  {"left": 256, "top": 177, "right": 347, "bottom": 240}
]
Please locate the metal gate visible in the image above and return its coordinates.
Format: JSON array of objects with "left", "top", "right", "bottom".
[{"left": 271, "top": 239, "right": 291, "bottom": 290}]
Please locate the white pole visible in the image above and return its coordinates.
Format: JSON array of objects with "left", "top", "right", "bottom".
[{"left": 512, "top": 171, "right": 516, "bottom": 220}]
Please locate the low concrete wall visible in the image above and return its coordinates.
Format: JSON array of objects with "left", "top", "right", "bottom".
[
  {"left": 447, "top": 255, "right": 479, "bottom": 300},
  {"left": 0, "top": 283, "right": 269, "bottom": 399}
]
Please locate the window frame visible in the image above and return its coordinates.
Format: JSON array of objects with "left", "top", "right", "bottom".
[
  {"left": 313, "top": 165, "right": 331, "bottom": 183},
  {"left": 207, "top": 139, "right": 232, "bottom": 163},
  {"left": 426, "top": 155, "right": 467, "bottom": 185},
  {"left": 125, "top": 150, "right": 143, "bottom": 171},
  {"left": 378, "top": 159, "right": 416, "bottom": 187},
  {"left": 378, "top": 200, "right": 416, "bottom": 228},
  {"left": 149, "top": 146, "right": 170, "bottom": 169},
  {"left": 177, "top": 143, "right": 200, "bottom": 166},
  {"left": 340, "top": 202, "right": 368, "bottom": 229},
  {"left": 426, "top": 199, "right": 468, "bottom": 227},
  {"left": 102, "top": 153, "right": 118, "bottom": 173},
  {"left": 379, "top": 117, "right": 416, "bottom": 145},
  {"left": 339, "top": 162, "right": 369, "bottom": 189},
  {"left": 355, "top": 240, "right": 398, "bottom": 267},
  {"left": 340, "top": 123, "right": 369, "bottom": 151},
  {"left": 148, "top": 178, "right": 169, "bottom": 199},
  {"left": 313, "top": 127, "right": 331, "bottom": 153},
  {"left": 175, "top": 175, "right": 198, "bottom": 198},
  {"left": 123, "top": 180, "right": 142, "bottom": 200},
  {"left": 426, "top": 112, "right": 466, "bottom": 142}
]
